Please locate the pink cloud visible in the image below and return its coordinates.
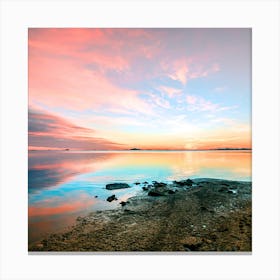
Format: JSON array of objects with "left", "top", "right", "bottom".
[
  {"left": 29, "top": 29, "right": 223, "bottom": 117},
  {"left": 188, "top": 63, "right": 220, "bottom": 79},
  {"left": 168, "top": 59, "right": 189, "bottom": 85},
  {"left": 159, "top": 86, "right": 181, "bottom": 98},
  {"left": 166, "top": 57, "right": 220, "bottom": 85},
  {"left": 29, "top": 109, "right": 126, "bottom": 150},
  {"left": 148, "top": 93, "right": 171, "bottom": 109},
  {"left": 29, "top": 29, "right": 130, "bottom": 72},
  {"left": 186, "top": 95, "right": 197, "bottom": 105},
  {"left": 186, "top": 94, "right": 235, "bottom": 113},
  {"left": 29, "top": 55, "right": 154, "bottom": 115},
  {"left": 29, "top": 28, "right": 160, "bottom": 116}
]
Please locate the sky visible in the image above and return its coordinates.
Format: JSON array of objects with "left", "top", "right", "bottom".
[{"left": 28, "top": 28, "right": 251, "bottom": 150}]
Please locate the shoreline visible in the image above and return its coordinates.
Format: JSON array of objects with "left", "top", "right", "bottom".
[{"left": 29, "top": 178, "right": 252, "bottom": 252}]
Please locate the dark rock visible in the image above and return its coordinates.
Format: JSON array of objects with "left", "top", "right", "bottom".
[
  {"left": 185, "top": 179, "right": 194, "bottom": 186},
  {"left": 106, "top": 183, "right": 130, "bottom": 190},
  {"left": 134, "top": 182, "right": 140, "bottom": 185},
  {"left": 227, "top": 189, "right": 237, "bottom": 194},
  {"left": 107, "top": 195, "right": 117, "bottom": 202},
  {"left": 143, "top": 181, "right": 148, "bottom": 184},
  {"left": 148, "top": 183, "right": 170, "bottom": 196},
  {"left": 120, "top": 201, "right": 127, "bottom": 206},
  {"left": 142, "top": 186, "right": 149, "bottom": 191},
  {"left": 94, "top": 195, "right": 98, "bottom": 198},
  {"left": 173, "top": 179, "right": 193, "bottom": 187},
  {"left": 168, "top": 190, "right": 175, "bottom": 194},
  {"left": 124, "top": 209, "right": 135, "bottom": 214},
  {"left": 148, "top": 190, "right": 164, "bottom": 197},
  {"left": 153, "top": 182, "right": 167, "bottom": 187},
  {"left": 173, "top": 180, "right": 184, "bottom": 186},
  {"left": 183, "top": 245, "right": 191, "bottom": 251},
  {"left": 218, "top": 186, "right": 228, "bottom": 192}
]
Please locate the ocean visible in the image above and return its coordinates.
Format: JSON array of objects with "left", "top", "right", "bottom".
[{"left": 28, "top": 150, "right": 251, "bottom": 243}]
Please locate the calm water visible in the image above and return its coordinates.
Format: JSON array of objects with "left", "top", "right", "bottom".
[{"left": 28, "top": 150, "right": 251, "bottom": 243}]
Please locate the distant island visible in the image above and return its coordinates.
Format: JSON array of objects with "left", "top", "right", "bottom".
[
  {"left": 130, "top": 148, "right": 141, "bottom": 150},
  {"left": 212, "top": 148, "right": 251, "bottom": 151}
]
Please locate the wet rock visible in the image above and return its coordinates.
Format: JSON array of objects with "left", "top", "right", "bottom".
[
  {"left": 107, "top": 195, "right": 117, "bottom": 202},
  {"left": 148, "top": 183, "right": 170, "bottom": 196},
  {"left": 153, "top": 182, "right": 167, "bottom": 187},
  {"left": 228, "top": 189, "right": 237, "bottom": 194},
  {"left": 185, "top": 179, "right": 194, "bottom": 186},
  {"left": 120, "top": 201, "right": 127, "bottom": 206},
  {"left": 142, "top": 186, "right": 149, "bottom": 191},
  {"left": 106, "top": 183, "right": 130, "bottom": 190},
  {"left": 173, "top": 179, "right": 193, "bottom": 187},
  {"left": 94, "top": 195, "right": 98, "bottom": 198},
  {"left": 148, "top": 190, "right": 164, "bottom": 196},
  {"left": 174, "top": 181, "right": 185, "bottom": 186},
  {"left": 123, "top": 209, "right": 135, "bottom": 214},
  {"left": 143, "top": 181, "right": 148, "bottom": 184},
  {"left": 218, "top": 186, "right": 228, "bottom": 192},
  {"left": 168, "top": 190, "right": 175, "bottom": 194},
  {"left": 134, "top": 182, "right": 140, "bottom": 185}
]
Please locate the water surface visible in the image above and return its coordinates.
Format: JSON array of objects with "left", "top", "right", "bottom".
[{"left": 28, "top": 150, "right": 251, "bottom": 243}]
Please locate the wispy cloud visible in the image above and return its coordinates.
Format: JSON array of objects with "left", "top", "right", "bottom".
[
  {"left": 167, "top": 59, "right": 220, "bottom": 85},
  {"left": 186, "top": 94, "right": 237, "bottom": 113},
  {"left": 148, "top": 93, "right": 171, "bottom": 109},
  {"left": 159, "top": 86, "right": 181, "bottom": 98},
  {"left": 29, "top": 109, "right": 125, "bottom": 150}
]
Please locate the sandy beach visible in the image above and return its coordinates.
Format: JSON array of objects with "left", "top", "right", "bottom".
[{"left": 29, "top": 178, "right": 251, "bottom": 252}]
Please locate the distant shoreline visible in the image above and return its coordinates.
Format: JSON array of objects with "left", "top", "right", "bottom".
[{"left": 29, "top": 148, "right": 252, "bottom": 152}]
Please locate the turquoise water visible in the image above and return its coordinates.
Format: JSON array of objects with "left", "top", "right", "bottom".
[{"left": 28, "top": 150, "right": 251, "bottom": 243}]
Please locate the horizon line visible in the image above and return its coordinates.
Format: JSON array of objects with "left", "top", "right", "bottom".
[{"left": 29, "top": 148, "right": 252, "bottom": 151}]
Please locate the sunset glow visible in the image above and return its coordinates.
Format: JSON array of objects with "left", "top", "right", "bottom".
[{"left": 28, "top": 28, "right": 251, "bottom": 150}]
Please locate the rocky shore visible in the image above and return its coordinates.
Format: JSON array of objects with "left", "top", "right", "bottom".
[{"left": 29, "top": 178, "right": 252, "bottom": 252}]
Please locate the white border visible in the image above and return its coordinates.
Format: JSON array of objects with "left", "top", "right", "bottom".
[{"left": 1, "top": 0, "right": 279, "bottom": 280}]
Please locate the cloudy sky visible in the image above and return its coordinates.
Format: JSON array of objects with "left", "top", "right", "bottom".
[{"left": 28, "top": 28, "right": 251, "bottom": 150}]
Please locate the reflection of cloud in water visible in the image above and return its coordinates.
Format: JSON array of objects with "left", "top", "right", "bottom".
[
  {"left": 28, "top": 151, "right": 116, "bottom": 192},
  {"left": 29, "top": 196, "right": 95, "bottom": 216}
]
